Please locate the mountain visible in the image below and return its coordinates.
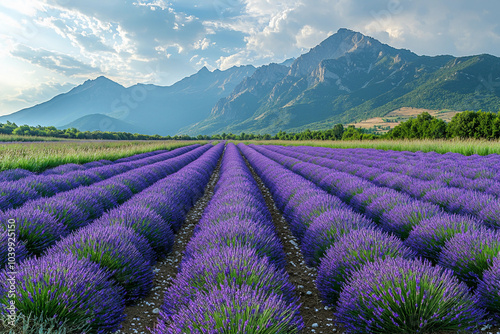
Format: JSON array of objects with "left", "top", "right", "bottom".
[
  {"left": 183, "top": 28, "right": 500, "bottom": 135},
  {"left": 58, "top": 114, "right": 147, "bottom": 134},
  {"left": 0, "top": 76, "right": 126, "bottom": 128},
  {"left": 0, "top": 65, "right": 256, "bottom": 135},
  {"left": 3, "top": 28, "right": 500, "bottom": 136}
]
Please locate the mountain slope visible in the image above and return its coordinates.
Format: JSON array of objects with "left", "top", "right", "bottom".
[
  {"left": 58, "top": 114, "right": 147, "bottom": 134},
  {"left": 183, "top": 29, "right": 500, "bottom": 135},
  {"left": 0, "top": 65, "right": 256, "bottom": 135},
  {"left": 3, "top": 28, "right": 500, "bottom": 137},
  {"left": 0, "top": 77, "right": 126, "bottom": 127}
]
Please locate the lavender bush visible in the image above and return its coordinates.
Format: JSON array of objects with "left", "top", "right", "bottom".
[
  {"left": 98, "top": 204, "right": 175, "bottom": 256},
  {"left": 47, "top": 223, "right": 154, "bottom": 302},
  {"left": 154, "top": 284, "right": 303, "bottom": 334},
  {"left": 335, "top": 257, "right": 487, "bottom": 333},
  {"left": 439, "top": 229, "right": 500, "bottom": 287},
  {"left": 161, "top": 246, "right": 296, "bottom": 318},
  {"left": 302, "top": 209, "right": 376, "bottom": 267},
  {"left": 316, "top": 228, "right": 416, "bottom": 306},
  {"left": 405, "top": 214, "right": 484, "bottom": 262},
  {"left": 0, "top": 252, "right": 126, "bottom": 333}
]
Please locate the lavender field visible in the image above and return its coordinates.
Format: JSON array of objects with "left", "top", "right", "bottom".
[{"left": 1, "top": 142, "right": 499, "bottom": 333}]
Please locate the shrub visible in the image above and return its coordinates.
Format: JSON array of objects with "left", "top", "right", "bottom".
[
  {"left": 287, "top": 194, "right": 347, "bottom": 241},
  {"left": 25, "top": 198, "right": 89, "bottom": 232},
  {"left": 477, "top": 256, "right": 500, "bottom": 321},
  {"left": 438, "top": 229, "right": 500, "bottom": 287},
  {"left": 0, "top": 228, "right": 29, "bottom": 270},
  {"left": 317, "top": 228, "right": 416, "bottom": 306},
  {"left": 128, "top": 193, "right": 186, "bottom": 232},
  {"left": 47, "top": 224, "right": 154, "bottom": 302},
  {"left": 184, "top": 220, "right": 286, "bottom": 269},
  {"left": 335, "top": 257, "right": 487, "bottom": 333},
  {"left": 302, "top": 209, "right": 376, "bottom": 267},
  {"left": 1, "top": 209, "right": 68, "bottom": 256},
  {"left": 422, "top": 187, "right": 464, "bottom": 210},
  {"left": 0, "top": 252, "right": 126, "bottom": 333},
  {"left": 380, "top": 201, "right": 442, "bottom": 240},
  {"left": 98, "top": 205, "right": 175, "bottom": 256},
  {"left": 55, "top": 190, "right": 104, "bottom": 220},
  {"left": 405, "top": 214, "right": 483, "bottom": 262},
  {"left": 161, "top": 246, "right": 296, "bottom": 318},
  {"left": 479, "top": 201, "right": 500, "bottom": 229},
  {"left": 0, "top": 182, "right": 40, "bottom": 210},
  {"left": 154, "top": 284, "right": 303, "bottom": 334}
]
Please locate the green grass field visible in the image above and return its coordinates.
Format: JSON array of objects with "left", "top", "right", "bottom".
[
  {"left": 0, "top": 140, "right": 205, "bottom": 172},
  {"left": 235, "top": 139, "right": 500, "bottom": 156}
]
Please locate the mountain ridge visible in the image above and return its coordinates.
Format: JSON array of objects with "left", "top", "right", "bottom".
[{"left": 2, "top": 28, "right": 500, "bottom": 136}]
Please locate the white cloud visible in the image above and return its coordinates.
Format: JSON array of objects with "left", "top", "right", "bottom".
[
  {"left": 216, "top": 49, "right": 251, "bottom": 70},
  {"left": 1, "top": 0, "right": 500, "bottom": 115}
]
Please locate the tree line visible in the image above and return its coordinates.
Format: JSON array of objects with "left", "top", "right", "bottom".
[
  {"left": 386, "top": 110, "right": 500, "bottom": 140},
  {"left": 1, "top": 110, "right": 499, "bottom": 141}
]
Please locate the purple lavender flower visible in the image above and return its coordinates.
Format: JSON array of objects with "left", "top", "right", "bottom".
[
  {"left": 479, "top": 200, "right": 500, "bottom": 229},
  {"left": 477, "top": 256, "right": 500, "bottom": 321},
  {"left": 302, "top": 209, "right": 376, "bottom": 267},
  {"left": 364, "top": 193, "right": 412, "bottom": 222},
  {"left": 0, "top": 168, "right": 34, "bottom": 182},
  {"left": 0, "top": 181, "right": 40, "bottom": 210},
  {"left": 405, "top": 214, "right": 484, "bottom": 262},
  {"left": 451, "top": 191, "right": 497, "bottom": 216},
  {"left": 421, "top": 187, "right": 465, "bottom": 211},
  {"left": 55, "top": 189, "right": 105, "bottom": 219},
  {"left": 185, "top": 218, "right": 286, "bottom": 270},
  {"left": 349, "top": 187, "right": 396, "bottom": 213},
  {"left": 42, "top": 163, "right": 86, "bottom": 175},
  {"left": 196, "top": 203, "right": 273, "bottom": 232},
  {"left": 98, "top": 204, "right": 175, "bottom": 256},
  {"left": 47, "top": 223, "right": 154, "bottom": 303},
  {"left": 1, "top": 209, "right": 68, "bottom": 256},
  {"left": 128, "top": 192, "right": 186, "bottom": 232},
  {"left": 380, "top": 201, "right": 442, "bottom": 240},
  {"left": 25, "top": 197, "right": 89, "bottom": 231},
  {"left": 287, "top": 194, "right": 347, "bottom": 241},
  {"left": 439, "top": 229, "right": 500, "bottom": 287},
  {"left": 162, "top": 246, "right": 297, "bottom": 318},
  {"left": 317, "top": 228, "right": 416, "bottom": 306},
  {"left": 154, "top": 284, "right": 303, "bottom": 334},
  {"left": 0, "top": 252, "right": 126, "bottom": 333},
  {"left": 335, "top": 257, "right": 488, "bottom": 333},
  {"left": 0, "top": 227, "right": 29, "bottom": 269},
  {"left": 93, "top": 180, "right": 134, "bottom": 204}
]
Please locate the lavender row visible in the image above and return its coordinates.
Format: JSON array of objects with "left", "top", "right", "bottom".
[
  {"left": 293, "top": 145, "right": 500, "bottom": 177},
  {"left": 0, "top": 149, "right": 170, "bottom": 183},
  {"left": 289, "top": 145, "right": 500, "bottom": 194},
  {"left": 153, "top": 143, "right": 304, "bottom": 333},
  {"left": 240, "top": 144, "right": 491, "bottom": 333},
  {"left": 258, "top": 144, "right": 500, "bottom": 229},
  {"left": 0, "top": 143, "right": 224, "bottom": 333},
  {"left": 0, "top": 144, "right": 200, "bottom": 212},
  {"left": 0, "top": 144, "right": 212, "bottom": 268}
]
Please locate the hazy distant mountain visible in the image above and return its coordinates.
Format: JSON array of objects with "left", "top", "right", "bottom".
[
  {"left": 58, "top": 114, "right": 147, "bottom": 134},
  {"left": 0, "top": 76, "right": 126, "bottom": 128},
  {"left": 0, "top": 65, "right": 256, "bottom": 135},
  {"left": 3, "top": 28, "right": 500, "bottom": 136},
  {"left": 184, "top": 28, "right": 500, "bottom": 135}
]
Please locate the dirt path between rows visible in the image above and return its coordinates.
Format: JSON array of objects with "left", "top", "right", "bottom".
[{"left": 240, "top": 151, "right": 345, "bottom": 334}]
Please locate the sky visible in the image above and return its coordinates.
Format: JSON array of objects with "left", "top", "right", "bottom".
[{"left": 0, "top": 0, "right": 499, "bottom": 116}]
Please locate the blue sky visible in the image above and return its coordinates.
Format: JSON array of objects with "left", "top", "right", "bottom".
[{"left": 1, "top": 0, "right": 499, "bottom": 116}]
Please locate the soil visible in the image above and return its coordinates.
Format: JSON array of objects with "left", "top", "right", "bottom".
[
  {"left": 112, "top": 152, "right": 223, "bottom": 334},
  {"left": 241, "top": 152, "right": 346, "bottom": 334}
]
